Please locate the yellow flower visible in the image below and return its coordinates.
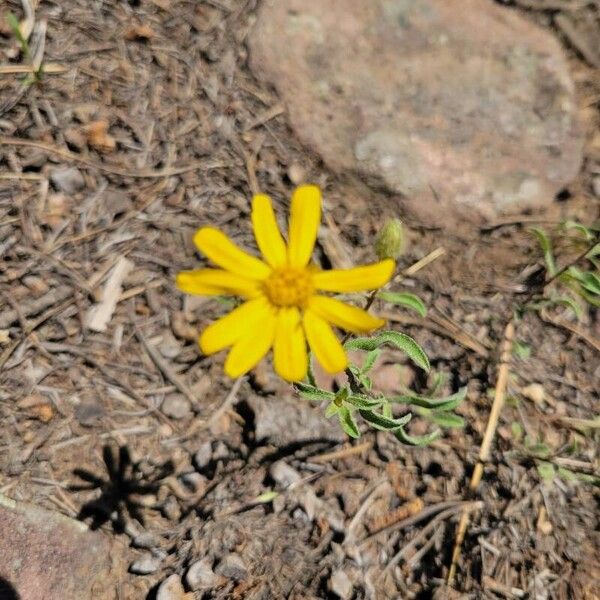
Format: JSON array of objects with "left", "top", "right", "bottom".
[{"left": 176, "top": 185, "right": 394, "bottom": 382}]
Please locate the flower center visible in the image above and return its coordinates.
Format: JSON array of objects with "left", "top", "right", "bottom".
[{"left": 263, "top": 267, "right": 314, "bottom": 307}]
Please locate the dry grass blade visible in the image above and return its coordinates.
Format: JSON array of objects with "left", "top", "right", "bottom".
[
  {"left": 0, "top": 137, "right": 240, "bottom": 178},
  {"left": 447, "top": 319, "right": 515, "bottom": 584}
]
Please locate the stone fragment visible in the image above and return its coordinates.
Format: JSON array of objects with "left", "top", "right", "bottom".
[
  {"left": 0, "top": 494, "right": 112, "bottom": 600},
  {"left": 215, "top": 553, "right": 248, "bottom": 581},
  {"left": 156, "top": 574, "right": 190, "bottom": 600},
  {"left": 161, "top": 394, "right": 192, "bottom": 419},
  {"left": 248, "top": 396, "right": 345, "bottom": 445},
  {"left": 50, "top": 167, "right": 85, "bottom": 194},
  {"left": 522, "top": 383, "right": 545, "bottom": 404},
  {"left": 130, "top": 553, "right": 162, "bottom": 575},
  {"left": 186, "top": 558, "right": 224, "bottom": 591},
  {"left": 329, "top": 569, "right": 353, "bottom": 600},
  {"left": 249, "top": 0, "right": 583, "bottom": 227},
  {"left": 193, "top": 441, "right": 213, "bottom": 470}
]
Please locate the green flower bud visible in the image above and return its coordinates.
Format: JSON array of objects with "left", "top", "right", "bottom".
[{"left": 375, "top": 219, "right": 404, "bottom": 260}]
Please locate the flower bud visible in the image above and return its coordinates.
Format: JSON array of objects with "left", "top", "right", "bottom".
[{"left": 375, "top": 219, "right": 404, "bottom": 260}]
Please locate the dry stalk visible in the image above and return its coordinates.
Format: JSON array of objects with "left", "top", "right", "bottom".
[{"left": 447, "top": 319, "right": 514, "bottom": 584}]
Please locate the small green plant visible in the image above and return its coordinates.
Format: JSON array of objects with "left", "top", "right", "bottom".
[
  {"left": 5, "top": 11, "right": 43, "bottom": 83},
  {"left": 527, "top": 221, "right": 600, "bottom": 317},
  {"left": 298, "top": 327, "right": 466, "bottom": 445}
]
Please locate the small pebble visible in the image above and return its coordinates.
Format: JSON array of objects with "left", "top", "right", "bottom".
[
  {"left": 50, "top": 167, "right": 85, "bottom": 194},
  {"left": 521, "top": 383, "right": 545, "bottom": 405},
  {"left": 130, "top": 554, "right": 162, "bottom": 575},
  {"left": 157, "top": 574, "right": 186, "bottom": 600},
  {"left": 161, "top": 394, "right": 192, "bottom": 419},
  {"left": 215, "top": 553, "right": 247, "bottom": 581},
  {"left": 194, "top": 442, "right": 213, "bottom": 470},
  {"left": 329, "top": 569, "right": 353, "bottom": 600},
  {"left": 186, "top": 557, "right": 222, "bottom": 590}
]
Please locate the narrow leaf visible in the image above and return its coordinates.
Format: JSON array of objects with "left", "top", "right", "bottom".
[
  {"left": 345, "top": 331, "right": 430, "bottom": 372},
  {"left": 361, "top": 348, "right": 381, "bottom": 374},
  {"left": 389, "top": 387, "right": 467, "bottom": 412},
  {"left": 325, "top": 402, "right": 340, "bottom": 418},
  {"left": 429, "top": 412, "right": 465, "bottom": 428},
  {"left": 394, "top": 427, "right": 441, "bottom": 446},
  {"left": 529, "top": 227, "right": 556, "bottom": 276},
  {"left": 338, "top": 407, "right": 360, "bottom": 438},
  {"left": 358, "top": 409, "right": 412, "bottom": 431},
  {"left": 295, "top": 382, "right": 335, "bottom": 402},
  {"left": 345, "top": 395, "right": 386, "bottom": 409},
  {"left": 377, "top": 292, "right": 427, "bottom": 317}
]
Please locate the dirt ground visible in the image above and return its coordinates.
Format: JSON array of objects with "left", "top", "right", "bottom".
[{"left": 0, "top": 1, "right": 599, "bottom": 599}]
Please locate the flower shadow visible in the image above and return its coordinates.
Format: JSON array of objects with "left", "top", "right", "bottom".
[{"left": 70, "top": 444, "right": 174, "bottom": 533}]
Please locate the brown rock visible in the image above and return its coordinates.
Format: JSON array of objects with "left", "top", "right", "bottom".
[
  {"left": 0, "top": 494, "right": 113, "bottom": 600},
  {"left": 249, "top": 0, "right": 583, "bottom": 228}
]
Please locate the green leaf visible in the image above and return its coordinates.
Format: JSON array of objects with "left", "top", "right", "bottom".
[
  {"left": 325, "top": 402, "right": 340, "bottom": 418},
  {"left": 344, "top": 394, "right": 385, "bottom": 409},
  {"left": 511, "top": 421, "right": 523, "bottom": 440},
  {"left": 394, "top": 427, "right": 441, "bottom": 446},
  {"left": 359, "top": 374, "right": 373, "bottom": 391},
  {"left": 562, "top": 220, "right": 595, "bottom": 241},
  {"left": 6, "top": 13, "right": 29, "bottom": 57},
  {"left": 549, "top": 295, "right": 583, "bottom": 319},
  {"left": 536, "top": 460, "right": 555, "bottom": 481},
  {"left": 389, "top": 387, "right": 467, "bottom": 412},
  {"left": 527, "top": 442, "right": 552, "bottom": 459},
  {"left": 512, "top": 340, "right": 531, "bottom": 360},
  {"left": 295, "top": 382, "right": 335, "bottom": 402},
  {"left": 255, "top": 490, "right": 278, "bottom": 503},
  {"left": 358, "top": 409, "right": 412, "bottom": 431},
  {"left": 529, "top": 227, "right": 556, "bottom": 276},
  {"left": 377, "top": 292, "right": 427, "bottom": 317},
  {"left": 338, "top": 407, "right": 360, "bottom": 438},
  {"left": 382, "top": 402, "right": 393, "bottom": 419},
  {"left": 428, "top": 411, "right": 465, "bottom": 428},
  {"left": 429, "top": 371, "right": 448, "bottom": 396},
  {"left": 585, "top": 243, "right": 600, "bottom": 259},
  {"left": 361, "top": 348, "right": 382, "bottom": 374},
  {"left": 345, "top": 331, "right": 430, "bottom": 372},
  {"left": 335, "top": 387, "right": 350, "bottom": 403},
  {"left": 577, "top": 271, "right": 600, "bottom": 295}
]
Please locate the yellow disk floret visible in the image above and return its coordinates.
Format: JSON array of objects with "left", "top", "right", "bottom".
[{"left": 263, "top": 267, "right": 314, "bottom": 307}]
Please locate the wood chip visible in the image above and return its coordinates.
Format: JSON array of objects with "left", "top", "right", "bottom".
[{"left": 86, "top": 257, "right": 133, "bottom": 331}]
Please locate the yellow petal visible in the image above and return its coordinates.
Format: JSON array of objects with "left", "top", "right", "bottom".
[
  {"left": 308, "top": 295, "right": 385, "bottom": 333},
  {"left": 252, "top": 194, "right": 287, "bottom": 268},
  {"left": 287, "top": 185, "right": 321, "bottom": 268},
  {"left": 303, "top": 309, "right": 348, "bottom": 374},
  {"left": 313, "top": 259, "right": 395, "bottom": 292},
  {"left": 194, "top": 227, "right": 271, "bottom": 280},
  {"left": 224, "top": 310, "right": 277, "bottom": 378},
  {"left": 273, "top": 307, "right": 308, "bottom": 382},
  {"left": 200, "top": 296, "right": 272, "bottom": 355},
  {"left": 176, "top": 269, "right": 261, "bottom": 298}
]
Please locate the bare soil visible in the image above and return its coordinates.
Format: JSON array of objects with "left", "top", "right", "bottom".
[{"left": 0, "top": 1, "right": 598, "bottom": 599}]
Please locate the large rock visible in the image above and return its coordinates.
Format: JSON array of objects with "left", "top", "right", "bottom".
[
  {"left": 249, "top": 0, "right": 583, "bottom": 227},
  {"left": 0, "top": 494, "right": 113, "bottom": 600}
]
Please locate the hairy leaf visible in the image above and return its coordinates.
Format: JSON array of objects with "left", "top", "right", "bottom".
[
  {"left": 338, "top": 407, "right": 360, "bottom": 438},
  {"left": 377, "top": 291, "right": 427, "bottom": 317},
  {"left": 428, "top": 411, "right": 465, "bottom": 428},
  {"left": 394, "top": 427, "right": 441, "bottom": 446},
  {"left": 389, "top": 387, "right": 467, "bottom": 411},
  {"left": 358, "top": 409, "right": 412, "bottom": 431},
  {"left": 295, "top": 382, "right": 335, "bottom": 402},
  {"left": 345, "top": 331, "right": 430, "bottom": 372},
  {"left": 361, "top": 348, "right": 382, "bottom": 374}
]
